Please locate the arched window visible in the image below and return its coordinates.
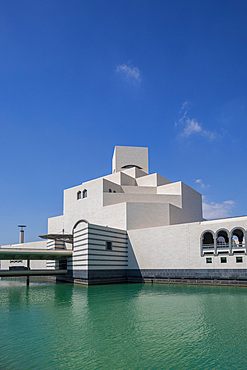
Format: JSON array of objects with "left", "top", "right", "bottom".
[
  {"left": 216, "top": 229, "right": 229, "bottom": 248},
  {"left": 109, "top": 189, "right": 112, "bottom": 193},
  {"left": 83, "top": 189, "right": 87, "bottom": 198},
  {"left": 231, "top": 228, "right": 245, "bottom": 247},
  {"left": 202, "top": 231, "right": 214, "bottom": 249},
  {"left": 77, "top": 191, "right": 82, "bottom": 200}
]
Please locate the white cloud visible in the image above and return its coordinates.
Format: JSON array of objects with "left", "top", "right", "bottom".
[
  {"left": 181, "top": 101, "right": 189, "bottom": 111},
  {"left": 183, "top": 118, "right": 202, "bottom": 136},
  {"left": 176, "top": 101, "right": 217, "bottom": 140},
  {"left": 195, "top": 179, "right": 206, "bottom": 188},
  {"left": 116, "top": 64, "right": 141, "bottom": 83},
  {"left": 195, "top": 179, "right": 203, "bottom": 184},
  {"left": 223, "top": 200, "right": 235, "bottom": 205},
  {"left": 202, "top": 198, "right": 235, "bottom": 219},
  {"left": 179, "top": 101, "right": 190, "bottom": 121}
]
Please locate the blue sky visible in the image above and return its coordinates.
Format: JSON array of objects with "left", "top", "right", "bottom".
[{"left": 1, "top": 0, "right": 247, "bottom": 245}]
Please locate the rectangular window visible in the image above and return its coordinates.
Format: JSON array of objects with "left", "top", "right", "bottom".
[
  {"left": 206, "top": 257, "right": 212, "bottom": 263},
  {"left": 106, "top": 241, "right": 112, "bottom": 250},
  {"left": 236, "top": 256, "right": 243, "bottom": 263},
  {"left": 221, "top": 257, "right": 227, "bottom": 263}
]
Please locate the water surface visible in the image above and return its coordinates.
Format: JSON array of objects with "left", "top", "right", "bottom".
[{"left": 1, "top": 279, "right": 247, "bottom": 369}]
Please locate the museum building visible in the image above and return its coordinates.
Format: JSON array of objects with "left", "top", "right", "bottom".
[{"left": 1, "top": 146, "right": 247, "bottom": 285}]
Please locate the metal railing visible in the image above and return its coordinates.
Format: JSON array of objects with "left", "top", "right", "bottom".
[
  {"left": 232, "top": 243, "right": 246, "bottom": 249},
  {"left": 203, "top": 243, "right": 246, "bottom": 250},
  {"left": 216, "top": 244, "right": 230, "bottom": 249}
]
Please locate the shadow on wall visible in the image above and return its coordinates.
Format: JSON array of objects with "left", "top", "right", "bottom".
[{"left": 127, "top": 236, "right": 143, "bottom": 282}]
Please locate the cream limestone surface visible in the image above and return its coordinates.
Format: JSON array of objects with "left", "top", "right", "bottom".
[
  {"left": 112, "top": 145, "right": 148, "bottom": 174},
  {"left": 1, "top": 145, "right": 247, "bottom": 275},
  {"left": 48, "top": 146, "right": 204, "bottom": 234},
  {"left": 127, "top": 217, "right": 247, "bottom": 270}
]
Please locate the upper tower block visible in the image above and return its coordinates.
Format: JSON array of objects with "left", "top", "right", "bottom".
[{"left": 112, "top": 146, "right": 149, "bottom": 174}]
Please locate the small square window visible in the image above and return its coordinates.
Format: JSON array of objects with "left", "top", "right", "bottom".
[
  {"left": 106, "top": 241, "right": 112, "bottom": 250},
  {"left": 236, "top": 256, "right": 243, "bottom": 263},
  {"left": 221, "top": 257, "right": 227, "bottom": 263},
  {"left": 206, "top": 257, "right": 212, "bottom": 263}
]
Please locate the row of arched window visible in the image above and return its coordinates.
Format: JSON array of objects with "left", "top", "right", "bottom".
[
  {"left": 77, "top": 188, "right": 118, "bottom": 199},
  {"left": 77, "top": 189, "right": 87, "bottom": 200},
  {"left": 201, "top": 227, "right": 246, "bottom": 254}
]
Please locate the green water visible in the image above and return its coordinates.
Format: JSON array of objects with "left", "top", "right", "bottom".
[{"left": 1, "top": 280, "right": 247, "bottom": 369}]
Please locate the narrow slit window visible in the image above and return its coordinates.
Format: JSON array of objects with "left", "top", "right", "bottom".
[{"left": 106, "top": 241, "right": 112, "bottom": 250}]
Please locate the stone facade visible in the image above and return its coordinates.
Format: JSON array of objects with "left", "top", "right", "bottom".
[{"left": 1, "top": 145, "right": 247, "bottom": 285}]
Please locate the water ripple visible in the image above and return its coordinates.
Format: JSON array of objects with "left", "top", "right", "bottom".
[{"left": 1, "top": 280, "right": 247, "bottom": 369}]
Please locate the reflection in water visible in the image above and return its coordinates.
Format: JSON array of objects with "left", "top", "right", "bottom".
[{"left": 1, "top": 279, "right": 247, "bottom": 369}]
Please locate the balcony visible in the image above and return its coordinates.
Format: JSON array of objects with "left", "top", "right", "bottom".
[
  {"left": 232, "top": 243, "right": 246, "bottom": 253},
  {"left": 202, "top": 244, "right": 214, "bottom": 250},
  {"left": 216, "top": 244, "right": 230, "bottom": 249}
]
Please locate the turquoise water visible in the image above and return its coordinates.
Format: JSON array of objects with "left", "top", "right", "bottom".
[{"left": 1, "top": 280, "right": 247, "bottom": 369}]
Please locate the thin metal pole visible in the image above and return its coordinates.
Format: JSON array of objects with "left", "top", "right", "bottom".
[{"left": 27, "top": 259, "right": 30, "bottom": 286}]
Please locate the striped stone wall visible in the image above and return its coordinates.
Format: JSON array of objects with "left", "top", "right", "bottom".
[
  {"left": 88, "top": 224, "right": 128, "bottom": 270},
  {"left": 46, "top": 240, "right": 55, "bottom": 270},
  {"left": 68, "top": 222, "right": 89, "bottom": 278},
  {"left": 69, "top": 222, "right": 128, "bottom": 283},
  {"left": 46, "top": 239, "right": 66, "bottom": 270}
]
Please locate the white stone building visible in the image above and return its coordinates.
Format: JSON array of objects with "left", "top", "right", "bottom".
[{"left": 1, "top": 145, "right": 247, "bottom": 285}]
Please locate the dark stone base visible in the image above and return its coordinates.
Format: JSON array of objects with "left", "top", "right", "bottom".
[
  {"left": 62, "top": 269, "right": 247, "bottom": 286},
  {"left": 128, "top": 269, "right": 247, "bottom": 286},
  {"left": 65, "top": 269, "right": 128, "bottom": 285}
]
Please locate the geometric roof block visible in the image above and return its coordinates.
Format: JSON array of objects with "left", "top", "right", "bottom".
[
  {"left": 112, "top": 146, "right": 148, "bottom": 174},
  {"left": 136, "top": 173, "right": 171, "bottom": 187}
]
